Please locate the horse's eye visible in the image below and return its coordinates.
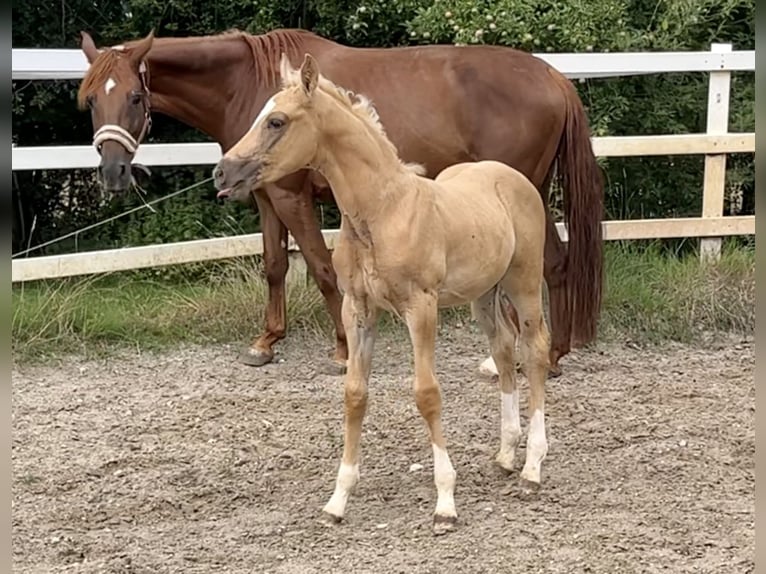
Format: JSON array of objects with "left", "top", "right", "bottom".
[
  {"left": 267, "top": 117, "right": 285, "bottom": 130},
  {"left": 130, "top": 92, "right": 142, "bottom": 106},
  {"left": 86, "top": 95, "right": 96, "bottom": 108}
]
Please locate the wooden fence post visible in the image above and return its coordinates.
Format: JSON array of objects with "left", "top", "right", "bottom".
[
  {"left": 700, "top": 43, "right": 732, "bottom": 261},
  {"left": 285, "top": 233, "right": 308, "bottom": 287}
]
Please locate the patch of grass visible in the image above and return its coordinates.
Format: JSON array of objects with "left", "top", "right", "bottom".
[
  {"left": 11, "top": 257, "right": 331, "bottom": 362},
  {"left": 11, "top": 241, "right": 754, "bottom": 363},
  {"left": 599, "top": 239, "right": 755, "bottom": 342}
]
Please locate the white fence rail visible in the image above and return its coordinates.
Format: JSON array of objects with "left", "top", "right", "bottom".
[
  {"left": 10, "top": 133, "right": 756, "bottom": 171},
  {"left": 11, "top": 43, "right": 756, "bottom": 283}
]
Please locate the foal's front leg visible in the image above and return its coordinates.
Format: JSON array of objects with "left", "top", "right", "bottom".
[
  {"left": 405, "top": 291, "right": 458, "bottom": 535},
  {"left": 322, "top": 292, "right": 378, "bottom": 523}
]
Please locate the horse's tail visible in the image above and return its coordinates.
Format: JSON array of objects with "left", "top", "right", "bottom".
[{"left": 550, "top": 69, "right": 605, "bottom": 347}]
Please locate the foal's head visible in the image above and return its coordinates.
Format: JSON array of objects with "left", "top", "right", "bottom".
[
  {"left": 213, "top": 53, "right": 326, "bottom": 201},
  {"left": 78, "top": 31, "right": 154, "bottom": 192}
]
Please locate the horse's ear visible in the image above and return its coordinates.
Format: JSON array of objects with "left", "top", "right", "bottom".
[
  {"left": 80, "top": 31, "right": 100, "bottom": 64},
  {"left": 129, "top": 29, "right": 155, "bottom": 67},
  {"left": 300, "top": 53, "right": 319, "bottom": 96}
]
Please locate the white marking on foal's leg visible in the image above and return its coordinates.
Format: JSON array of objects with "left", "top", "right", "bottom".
[
  {"left": 322, "top": 462, "right": 359, "bottom": 520},
  {"left": 520, "top": 409, "right": 548, "bottom": 485},
  {"left": 479, "top": 356, "right": 498, "bottom": 377},
  {"left": 495, "top": 390, "right": 521, "bottom": 471},
  {"left": 432, "top": 444, "right": 457, "bottom": 519},
  {"left": 104, "top": 77, "right": 117, "bottom": 95}
]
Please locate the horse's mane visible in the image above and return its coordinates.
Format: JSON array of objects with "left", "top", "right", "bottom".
[
  {"left": 77, "top": 28, "right": 311, "bottom": 110},
  {"left": 279, "top": 56, "right": 426, "bottom": 176},
  {"left": 237, "top": 29, "right": 309, "bottom": 86}
]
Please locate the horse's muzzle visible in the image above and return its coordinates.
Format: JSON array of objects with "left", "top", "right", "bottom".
[{"left": 98, "top": 159, "right": 131, "bottom": 192}]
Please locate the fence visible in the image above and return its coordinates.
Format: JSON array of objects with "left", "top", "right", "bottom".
[{"left": 11, "top": 43, "right": 756, "bottom": 284}]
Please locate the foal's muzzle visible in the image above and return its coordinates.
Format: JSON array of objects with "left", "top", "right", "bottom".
[{"left": 213, "top": 158, "right": 262, "bottom": 200}]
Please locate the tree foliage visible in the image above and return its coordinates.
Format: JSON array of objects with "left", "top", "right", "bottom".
[{"left": 12, "top": 0, "right": 754, "bottom": 266}]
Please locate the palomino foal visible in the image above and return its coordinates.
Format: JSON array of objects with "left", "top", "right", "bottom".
[{"left": 214, "top": 54, "right": 551, "bottom": 534}]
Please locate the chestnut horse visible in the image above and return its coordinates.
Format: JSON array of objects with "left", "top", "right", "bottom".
[
  {"left": 215, "top": 53, "right": 551, "bottom": 532},
  {"left": 76, "top": 28, "right": 604, "bottom": 377}
]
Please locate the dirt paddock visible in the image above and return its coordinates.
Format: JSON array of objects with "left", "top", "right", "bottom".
[{"left": 12, "top": 326, "right": 754, "bottom": 573}]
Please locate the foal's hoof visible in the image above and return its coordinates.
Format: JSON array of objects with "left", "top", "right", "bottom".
[
  {"left": 494, "top": 452, "right": 516, "bottom": 474},
  {"left": 320, "top": 510, "right": 344, "bottom": 526},
  {"left": 518, "top": 478, "right": 541, "bottom": 495},
  {"left": 432, "top": 514, "right": 457, "bottom": 536},
  {"left": 238, "top": 347, "right": 274, "bottom": 367}
]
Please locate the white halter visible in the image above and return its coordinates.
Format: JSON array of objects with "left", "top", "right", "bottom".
[{"left": 93, "top": 124, "right": 139, "bottom": 154}]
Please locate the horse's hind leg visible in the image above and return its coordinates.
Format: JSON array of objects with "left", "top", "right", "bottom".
[
  {"left": 501, "top": 269, "right": 551, "bottom": 489},
  {"left": 471, "top": 288, "right": 521, "bottom": 473}
]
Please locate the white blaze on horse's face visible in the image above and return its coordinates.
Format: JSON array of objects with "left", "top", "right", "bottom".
[{"left": 104, "top": 77, "right": 117, "bottom": 95}]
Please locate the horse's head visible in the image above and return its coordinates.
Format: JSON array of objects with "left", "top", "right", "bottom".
[
  {"left": 213, "top": 53, "right": 323, "bottom": 202},
  {"left": 78, "top": 30, "right": 154, "bottom": 192}
]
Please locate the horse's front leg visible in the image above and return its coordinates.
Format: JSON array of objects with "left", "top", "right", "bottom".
[
  {"left": 405, "top": 290, "right": 458, "bottom": 535},
  {"left": 267, "top": 177, "right": 348, "bottom": 374},
  {"left": 322, "top": 292, "right": 378, "bottom": 523},
  {"left": 239, "top": 188, "right": 289, "bottom": 367}
]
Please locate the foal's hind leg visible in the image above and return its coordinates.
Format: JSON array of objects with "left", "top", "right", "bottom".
[
  {"left": 502, "top": 271, "right": 551, "bottom": 489},
  {"left": 478, "top": 301, "right": 523, "bottom": 378},
  {"left": 472, "top": 289, "right": 521, "bottom": 472}
]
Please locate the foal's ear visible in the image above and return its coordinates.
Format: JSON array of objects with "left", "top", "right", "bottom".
[
  {"left": 300, "top": 53, "right": 319, "bottom": 97},
  {"left": 278, "top": 53, "right": 294, "bottom": 83},
  {"left": 129, "top": 29, "right": 155, "bottom": 68},
  {"left": 80, "top": 31, "right": 100, "bottom": 64}
]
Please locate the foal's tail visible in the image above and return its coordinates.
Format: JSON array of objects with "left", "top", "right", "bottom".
[{"left": 550, "top": 69, "right": 605, "bottom": 347}]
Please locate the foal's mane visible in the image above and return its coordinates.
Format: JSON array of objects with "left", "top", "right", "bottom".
[
  {"left": 77, "top": 28, "right": 310, "bottom": 110},
  {"left": 279, "top": 56, "right": 426, "bottom": 176}
]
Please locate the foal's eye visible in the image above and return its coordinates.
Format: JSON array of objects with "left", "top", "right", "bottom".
[{"left": 267, "top": 117, "right": 285, "bottom": 130}]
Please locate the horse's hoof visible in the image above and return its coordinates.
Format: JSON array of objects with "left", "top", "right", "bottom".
[
  {"left": 432, "top": 514, "right": 457, "bottom": 536},
  {"left": 547, "top": 365, "right": 563, "bottom": 379},
  {"left": 238, "top": 347, "right": 274, "bottom": 367},
  {"left": 320, "top": 360, "right": 347, "bottom": 376},
  {"left": 320, "top": 510, "right": 344, "bottom": 526}
]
